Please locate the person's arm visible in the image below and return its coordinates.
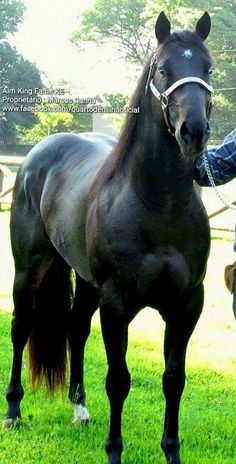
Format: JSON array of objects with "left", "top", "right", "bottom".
[{"left": 195, "top": 129, "right": 236, "bottom": 186}]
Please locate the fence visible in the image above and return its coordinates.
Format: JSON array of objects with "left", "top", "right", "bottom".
[
  {"left": 0, "top": 148, "right": 235, "bottom": 234},
  {"left": 0, "top": 156, "right": 25, "bottom": 208},
  {"left": 0, "top": 145, "right": 32, "bottom": 209}
]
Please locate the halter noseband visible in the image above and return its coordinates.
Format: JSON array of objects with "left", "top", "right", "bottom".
[{"left": 147, "top": 57, "right": 214, "bottom": 135}]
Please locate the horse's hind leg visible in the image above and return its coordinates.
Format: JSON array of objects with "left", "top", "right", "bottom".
[
  {"left": 3, "top": 259, "right": 51, "bottom": 427},
  {"left": 3, "top": 208, "right": 53, "bottom": 427},
  {"left": 68, "top": 274, "right": 98, "bottom": 424},
  {"left": 161, "top": 284, "right": 204, "bottom": 464}
]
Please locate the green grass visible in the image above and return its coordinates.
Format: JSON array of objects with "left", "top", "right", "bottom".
[{"left": 0, "top": 311, "right": 235, "bottom": 464}]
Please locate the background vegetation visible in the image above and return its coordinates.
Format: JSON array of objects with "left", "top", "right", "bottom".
[{"left": 0, "top": 0, "right": 42, "bottom": 143}]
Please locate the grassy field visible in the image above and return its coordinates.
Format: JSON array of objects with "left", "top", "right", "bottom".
[
  {"left": 0, "top": 210, "right": 236, "bottom": 463},
  {"left": 0, "top": 312, "right": 235, "bottom": 464}
]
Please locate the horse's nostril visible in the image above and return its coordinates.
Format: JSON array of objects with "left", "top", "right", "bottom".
[
  {"left": 180, "top": 121, "right": 191, "bottom": 145},
  {"left": 180, "top": 120, "right": 210, "bottom": 147}
]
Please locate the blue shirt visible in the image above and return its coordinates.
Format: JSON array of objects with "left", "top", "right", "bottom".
[
  {"left": 195, "top": 128, "right": 236, "bottom": 252},
  {"left": 195, "top": 129, "right": 236, "bottom": 186}
]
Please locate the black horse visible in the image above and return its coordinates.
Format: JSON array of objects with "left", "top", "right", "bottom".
[{"left": 3, "top": 11, "right": 213, "bottom": 464}]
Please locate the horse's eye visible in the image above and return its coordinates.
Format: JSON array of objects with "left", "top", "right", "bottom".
[
  {"left": 158, "top": 67, "right": 167, "bottom": 78},
  {"left": 208, "top": 67, "right": 214, "bottom": 75}
]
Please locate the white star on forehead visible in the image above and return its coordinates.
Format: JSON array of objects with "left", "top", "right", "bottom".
[{"left": 181, "top": 49, "right": 193, "bottom": 59}]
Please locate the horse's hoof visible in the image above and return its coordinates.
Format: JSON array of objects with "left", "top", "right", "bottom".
[
  {"left": 108, "top": 453, "right": 122, "bottom": 464},
  {"left": 72, "top": 404, "right": 90, "bottom": 426},
  {"left": 2, "top": 417, "right": 21, "bottom": 429},
  {"left": 166, "top": 454, "right": 181, "bottom": 464},
  {"left": 73, "top": 417, "right": 90, "bottom": 426}
]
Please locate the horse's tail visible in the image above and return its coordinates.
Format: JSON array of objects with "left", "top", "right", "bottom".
[{"left": 28, "top": 255, "right": 72, "bottom": 392}]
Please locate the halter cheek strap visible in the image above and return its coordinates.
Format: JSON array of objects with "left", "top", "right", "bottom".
[{"left": 149, "top": 77, "right": 214, "bottom": 135}]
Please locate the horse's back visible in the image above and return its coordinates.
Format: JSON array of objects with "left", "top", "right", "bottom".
[
  {"left": 22, "top": 131, "right": 114, "bottom": 174},
  {"left": 14, "top": 131, "right": 115, "bottom": 203}
]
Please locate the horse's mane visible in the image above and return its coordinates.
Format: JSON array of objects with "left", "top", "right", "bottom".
[
  {"left": 88, "top": 60, "right": 150, "bottom": 202},
  {"left": 88, "top": 30, "right": 211, "bottom": 201}
]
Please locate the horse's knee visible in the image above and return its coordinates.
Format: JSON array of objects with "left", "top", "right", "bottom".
[{"left": 106, "top": 367, "right": 131, "bottom": 403}]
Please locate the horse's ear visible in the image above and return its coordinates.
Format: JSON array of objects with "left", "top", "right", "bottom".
[
  {"left": 195, "top": 12, "right": 211, "bottom": 41},
  {"left": 155, "top": 11, "right": 171, "bottom": 44}
]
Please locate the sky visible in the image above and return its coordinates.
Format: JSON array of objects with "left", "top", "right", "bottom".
[{"left": 9, "top": 0, "right": 135, "bottom": 97}]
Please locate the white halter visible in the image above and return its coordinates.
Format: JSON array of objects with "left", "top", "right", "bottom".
[{"left": 150, "top": 77, "right": 214, "bottom": 108}]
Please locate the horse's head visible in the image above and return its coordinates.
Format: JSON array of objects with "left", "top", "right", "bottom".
[{"left": 149, "top": 11, "right": 214, "bottom": 157}]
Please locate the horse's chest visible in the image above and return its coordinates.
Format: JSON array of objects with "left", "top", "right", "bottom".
[
  {"left": 135, "top": 249, "right": 191, "bottom": 304},
  {"left": 97, "top": 225, "right": 192, "bottom": 306},
  {"left": 91, "top": 195, "right": 209, "bottom": 303}
]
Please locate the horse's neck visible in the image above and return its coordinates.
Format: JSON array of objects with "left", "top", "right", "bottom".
[{"left": 129, "top": 110, "right": 195, "bottom": 209}]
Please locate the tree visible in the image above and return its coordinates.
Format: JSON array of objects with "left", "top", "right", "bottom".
[
  {"left": 0, "top": 0, "right": 43, "bottom": 144},
  {"left": 0, "top": 43, "right": 43, "bottom": 144},
  {"left": 16, "top": 112, "right": 75, "bottom": 144},
  {"left": 17, "top": 109, "right": 93, "bottom": 144},
  {"left": 17, "top": 102, "right": 93, "bottom": 144},
  {"left": 0, "top": 0, "right": 25, "bottom": 40},
  {"left": 71, "top": 0, "right": 152, "bottom": 64},
  {"left": 72, "top": 0, "right": 236, "bottom": 140}
]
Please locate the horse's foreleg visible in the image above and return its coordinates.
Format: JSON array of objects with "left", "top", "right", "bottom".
[
  {"left": 161, "top": 284, "right": 204, "bottom": 464},
  {"left": 3, "top": 271, "right": 34, "bottom": 428},
  {"left": 68, "top": 275, "right": 98, "bottom": 425},
  {"left": 100, "top": 281, "right": 130, "bottom": 464}
]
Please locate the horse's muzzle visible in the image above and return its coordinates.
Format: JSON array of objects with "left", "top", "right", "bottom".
[{"left": 177, "top": 119, "right": 211, "bottom": 157}]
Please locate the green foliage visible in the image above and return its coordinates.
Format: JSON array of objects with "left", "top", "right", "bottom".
[
  {"left": 16, "top": 93, "right": 129, "bottom": 144},
  {"left": 102, "top": 92, "right": 129, "bottom": 109},
  {"left": 71, "top": 0, "right": 151, "bottom": 64},
  {"left": 71, "top": 111, "right": 93, "bottom": 134},
  {"left": 0, "top": 0, "right": 25, "bottom": 40},
  {"left": 0, "top": 43, "right": 42, "bottom": 143},
  {"left": 97, "top": 92, "right": 129, "bottom": 135},
  {"left": 16, "top": 112, "right": 74, "bottom": 144},
  {"left": 0, "top": 1, "right": 43, "bottom": 144},
  {"left": 17, "top": 109, "right": 93, "bottom": 144}
]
